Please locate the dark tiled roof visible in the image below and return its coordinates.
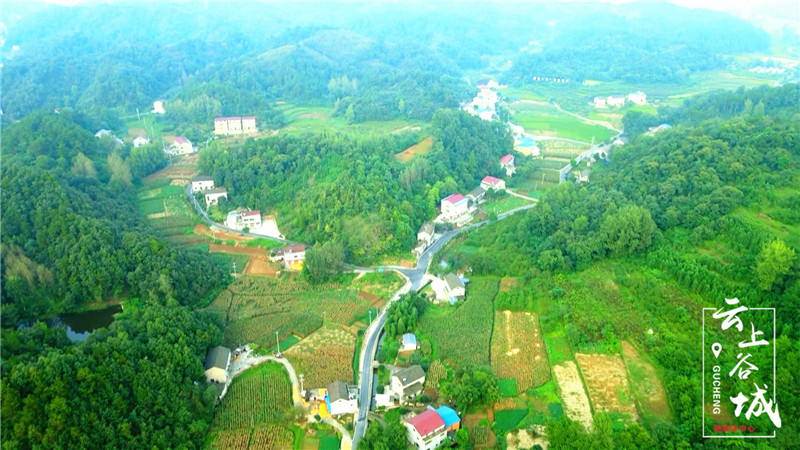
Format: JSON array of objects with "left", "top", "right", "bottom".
[
  {"left": 327, "top": 380, "right": 349, "bottom": 402},
  {"left": 204, "top": 346, "right": 230, "bottom": 370},
  {"left": 445, "top": 273, "right": 465, "bottom": 290},
  {"left": 394, "top": 365, "right": 425, "bottom": 386}
]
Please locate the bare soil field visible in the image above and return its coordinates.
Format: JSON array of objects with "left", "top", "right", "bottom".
[
  {"left": 209, "top": 243, "right": 266, "bottom": 257},
  {"left": 143, "top": 165, "right": 199, "bottom": 183},
  {"left": 553, "top": 361, "right": 593, "bottom": 431},
  {"left": 575, "top": 353, "right": 639, "bottom": 423},
  {"left": 394, "top": 136, "right": 433, "bottom": 162},
  {"left": 245, "top": 258, "right": 279, "bottom": 277}
]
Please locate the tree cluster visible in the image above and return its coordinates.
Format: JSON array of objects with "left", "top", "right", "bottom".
[{"left": 1, "top": 305, "right": 223, "bottom": 449}]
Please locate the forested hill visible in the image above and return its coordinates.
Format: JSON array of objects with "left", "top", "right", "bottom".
[
  {"left": 442, "top": 84, "right": 799, "bottom": 447},
  {"left": 0, "top": 111, "right": 227, "bottom": 325},
  {"left": 199, "top": 109, "right": 512, "bottom": 263},
  {"left": 503, "top": 2, "right": 769, "bottom": 84},
  {"left": 1, "top": 305, "right": 224, "bottom": 449}
]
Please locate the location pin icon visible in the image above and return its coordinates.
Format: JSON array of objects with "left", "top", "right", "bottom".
[{"left": 711, "top": 342, "right": 722, "bottom": 359}]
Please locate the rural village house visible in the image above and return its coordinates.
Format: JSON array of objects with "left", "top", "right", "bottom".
[
  {"left": 467, "top": 186, "right": 486, "bottom": 205},
  {"left": 500, "top": 154, "right": 516, "bottom": 176},
  {"left": 401, "top": 333, "right": 419, "bottom": 352},
  {"left": 436, "top": 406, "right": 461, "bottom": 433},
  {"left": 627, "top": 91, "right": 647, "bottom": 105},
  {"left": 133, "top": 134, "right": 150, "bottom": 148},
  {"left": 204, "top": 187, "right": 228, "bottom": 207},
  {"left": 152, "top": 99, "right": 165, "bottom": 114},
  {"left": 191, "top": 176, "right": 214, "bottom": 192},
  {"left": 204, "top": 346, "right": 231, "bottom": 384},
  {"left": 214, "top": 116, "right": 258, "bottom": 135},
  {"left": 326, "top": 381, "right": 358, "bottom": 416},
  {"left": 273, "top": 245, "right": 307, "bottom": 270},
  {"left": 417, "top": 222, "right": 435, "bottom": 249},
  {"left": 441, "top": 194, "right": 469, "bottom": 222},
  {"left": 391, "top": 365, "right": 425, "bottom": 403},
  {"left": 226, "top": 209, "right": 262, "bottom": 230},
  {"left": 444, "top": 273, "right": 466, "bottom": 301},
  {"left": 170, "top": 136, "right": 193, "bottom": 155},
  {"left": 404, "top": 409, "right": 447, "bottom": 450},
  {"left": 480, "top": 175, "right": 506, "bottom": 191}
]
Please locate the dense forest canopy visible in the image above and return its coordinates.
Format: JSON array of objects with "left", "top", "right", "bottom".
[
  {"left": 199, "top": 109, "right": 512, "bottom": 263},
  {"left": 1, "top": 1, "right": 772, "bottom": 122},
  {"left": 504, "top": 3, "right": 769, "bottom": 84},
  {"left": 1, "top": 305, "right": 224, "bottom": 449},
  {"left": 0, "top": 111, "right": 227, "bottom": 325}
]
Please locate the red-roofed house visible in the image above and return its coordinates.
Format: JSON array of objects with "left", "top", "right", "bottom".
[
  {"left": 500, "top": 154, "right": 516, "bottom": 176},
  {"left": 441, "top": 194, "right": 469, "bottom": 222},
  {"left": 405, "top": 410, "right": 447, "bottom": 450},
  {"left": 171, "top": 136, "right": 193, "bottom": 155},
  {"left": 481, "top": 176, "right": 506, "bottom": 191}
]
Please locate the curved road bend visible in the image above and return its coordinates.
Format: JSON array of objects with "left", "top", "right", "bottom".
[{"left": 352, "top": 202, "right": 537, "bottom": 447}]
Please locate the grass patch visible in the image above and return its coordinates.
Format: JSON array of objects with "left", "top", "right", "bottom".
[
  {"left": 138, "top": 198, "right": 165, "bottom": 215},
  {"left": 512, "top": 113, "right": 616, "bottom": 143},
  {"left": 498, "top": 378, "right": 518, "bottom": 398},
  {"left": 267, "top": 335, "right": 301, "bottom": 354},
  {"left": 242, "top": 237, "right": 284, "bottom": 249},
  {"left": 493, "top": 409, "right": 527, "bottom": 434},
  {"left": 319, "top": 435, "right": 340, "bottom": 450},
  {"left": 482, "top": 195, "right": 531, "bottom": 215}
]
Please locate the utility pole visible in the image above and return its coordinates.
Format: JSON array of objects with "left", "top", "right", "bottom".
[
  {"left": 136, "top": 108, "right": 140, "bottom": 121},
  {"left": 275, "top": 330, "right": 281, "bottom": 356},
  {"left": 232, "top": 262, "right": 236, "bottom": 274},
  {"left": 299, "top": 374, "right": 304, "bottom": 394}
]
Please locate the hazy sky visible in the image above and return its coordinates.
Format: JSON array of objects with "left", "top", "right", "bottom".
[{"left": 11, "top": 0, "right": 800, "bottom": 21}]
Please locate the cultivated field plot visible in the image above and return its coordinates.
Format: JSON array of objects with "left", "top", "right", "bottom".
[
  {"left": 552, "top": 361, "right": 593, "bottom": 431},
  {"left": 249, "top": 425, "right": 295, "bottom": 449},
  {"left": 419, "top": 278, "right": 498, "bottom": 367},
  {"left": 209, "top": 425, "right": 294, "bottom": 450},
  {"left": 210, "top": 430, "right": 251, "bottom": 450},
  {"left": 137, "top": 178, "right": 206, "bottom": 246},
  {"left": 575, "top": 353, "right": 639, "bottom": 423},
  {"left": 205, "top": 276, "right": 375, "bottom": 348},
  {"left": 491, "top": 311, "right": 550, "bottom": 391},
  {"left": 538, "top": 140, "right": 591, "bottom": 159},
  {"left": 284, "top": 325, "right": 356, "bottom": 388},
  {"left": 213, "top": 364, "right": 292, "bottom": 430},
  {"left": 395, "top": 136, "right": 433, "bottom": 162},
  {"left": 621, "top": 341, "right": 671, "bottom": 423}
]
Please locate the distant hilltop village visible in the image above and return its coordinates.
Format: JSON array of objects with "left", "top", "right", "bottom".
[{"left": 214, "top": 116, "right": 258, "bottom": 135}]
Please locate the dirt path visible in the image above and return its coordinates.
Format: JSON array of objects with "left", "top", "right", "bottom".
[{"left": 505, "top": 188, "right": 538, "bottom": 202}]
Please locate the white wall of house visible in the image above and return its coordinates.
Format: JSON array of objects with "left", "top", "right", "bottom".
[
  {"left": 205, "top": 192, "right": 228, "bottom": 207},
  {"left": 329, "top": 398, "right": 357, "bottom": 416},
  {"left": 191, "top": 180, "right": 214, "bottom": 192},
  {"left": 405, "top": 423, "right": 446, "bottom": 450}
]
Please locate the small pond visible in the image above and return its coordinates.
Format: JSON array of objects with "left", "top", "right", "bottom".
[{"left": 48, "top": 304, "right": 123, "bottom": 341}]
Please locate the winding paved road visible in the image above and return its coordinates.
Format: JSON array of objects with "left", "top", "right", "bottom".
[
  {"left": 351, "top": 202, "right": 537, "bottom": 447},
  {"left": 187, "top": 183, "right": 537, "bottom": 449}
]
